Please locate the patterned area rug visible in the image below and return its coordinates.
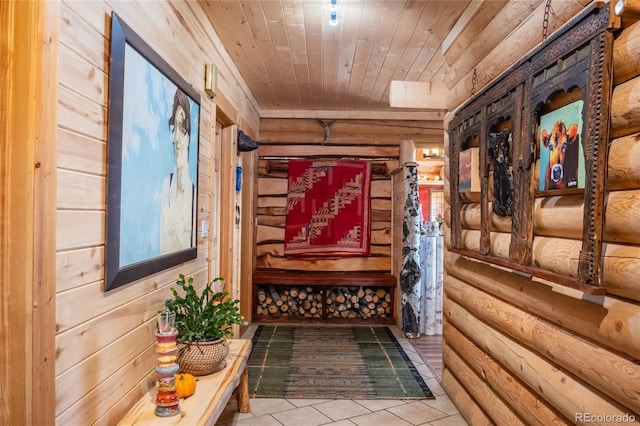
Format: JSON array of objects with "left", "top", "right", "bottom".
[{"left": 247, "top": 325, "right": 434, "bottom": 399}]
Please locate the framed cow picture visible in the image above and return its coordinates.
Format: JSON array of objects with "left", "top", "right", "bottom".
[{"left": 538, "top": 101, "right": 585, "bottom": 192}]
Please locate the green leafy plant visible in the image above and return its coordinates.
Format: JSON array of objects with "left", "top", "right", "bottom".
[{"left": 164, "top": 274, "right": 247, "bottom": 343}]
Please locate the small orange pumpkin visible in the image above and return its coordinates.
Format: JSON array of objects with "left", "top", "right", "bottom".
[{"left": 174, "top": 373, "right": 197, "bottom": 398}]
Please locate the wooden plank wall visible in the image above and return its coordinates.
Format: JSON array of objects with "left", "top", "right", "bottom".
[
  {"left": 442, "top": 3, "right": 640, "bottom": 422},
  {"left": 54, "top": 2, "right": 258, "bottom": 424}
]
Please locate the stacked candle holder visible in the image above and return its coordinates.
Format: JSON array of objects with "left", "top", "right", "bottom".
[{"left": 154, "top": 311, "right": 181, "bottom": 417}]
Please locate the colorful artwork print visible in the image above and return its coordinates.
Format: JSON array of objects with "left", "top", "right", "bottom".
[
  {"left": 538, "top": 100, "right": 584, "bottom": 191},
  {"left": 458, "top": 147, "right": 479, "bottom": 193}
]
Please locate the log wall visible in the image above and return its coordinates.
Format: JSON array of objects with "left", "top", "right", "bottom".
[
  {"left": 53, "top": 2, "right": 258, "bottom": 424},
  {"left": 442, "top": 4, "right": 640, "bottom": 423}
]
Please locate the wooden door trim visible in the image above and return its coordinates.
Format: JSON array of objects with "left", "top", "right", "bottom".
[{"left": 1, "top": 0, "right": 58, "bottom": 424}]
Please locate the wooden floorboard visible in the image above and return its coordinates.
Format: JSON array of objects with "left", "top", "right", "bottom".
[{"left": 409, "top": 334, "right": 443, "bottom": 381}]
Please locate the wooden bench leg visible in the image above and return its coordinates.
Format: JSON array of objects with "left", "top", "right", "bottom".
[{"left": 236, "top": 366, "right": 250, "bottom": 413}]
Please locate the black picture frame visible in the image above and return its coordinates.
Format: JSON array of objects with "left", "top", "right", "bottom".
[{"left": 105, "top": 12, "right": 201, "bottom": 291}]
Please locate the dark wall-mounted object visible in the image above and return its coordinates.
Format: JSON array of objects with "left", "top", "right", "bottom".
[
  {"left": 448, "top": 3, "right": 618, "bottom": 294},
  {"left": 238, "top": 130, "right": 259, "bottom": 152}
]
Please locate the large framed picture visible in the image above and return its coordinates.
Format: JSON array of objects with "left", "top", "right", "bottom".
[{"left": 105, "top": 12, "right": 201, "bottom": 291}]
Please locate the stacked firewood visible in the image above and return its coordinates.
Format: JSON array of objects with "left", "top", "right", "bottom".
[
  {"left": 326, "top": 287, "right": 392, "bottom": 319},
  {"left": 256, "top": 286, "right": 323, "bottom": 318},
  {"left": 255, "top": 285, "right": 392, "bottom": 319}
]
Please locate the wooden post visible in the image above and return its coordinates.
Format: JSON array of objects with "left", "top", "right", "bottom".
[
  {"left": 399, "top": 139, "right": 416, "bottom": 165},
  {"left": 399, "top": 165, "right": 422, "bottom": 337}
]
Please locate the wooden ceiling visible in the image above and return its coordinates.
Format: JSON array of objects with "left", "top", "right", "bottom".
[{"left": 201, "top": 0, "right": 495, "bottom": 117}]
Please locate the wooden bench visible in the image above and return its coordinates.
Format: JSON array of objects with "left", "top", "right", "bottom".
[
  {"left": 252, "top": 270, "right": 397, "bottom": 323},
  {"left": 119, "top": 339, "right": 251, "bottom": 426},
  {"left": 253, "top": 270, "right": 397, "bottom": 287}
]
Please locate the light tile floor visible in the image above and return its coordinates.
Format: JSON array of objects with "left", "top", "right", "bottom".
[{"left": 215, "top": 324, "right": 468, "bottom": 426}]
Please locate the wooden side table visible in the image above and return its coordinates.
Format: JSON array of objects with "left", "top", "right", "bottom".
[{"left": 119, "top": 339, "right": 252, "bottom": 426}]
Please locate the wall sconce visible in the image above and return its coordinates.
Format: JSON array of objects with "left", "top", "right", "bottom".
[{"left": 205, "top": 63, "right": 217, "bottom": 98}]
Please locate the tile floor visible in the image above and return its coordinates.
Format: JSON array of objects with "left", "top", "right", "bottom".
[{"left": 215, "top": 324, "right": 467, "bottom": 426}]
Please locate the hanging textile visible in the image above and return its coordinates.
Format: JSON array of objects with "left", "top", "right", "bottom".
[{"left": 284, "top": 160, "right": 371, "bottom": 257}]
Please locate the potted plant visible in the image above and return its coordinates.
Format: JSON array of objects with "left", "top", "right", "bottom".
[{"left": 163, "top": 274, "right": 247, "bottom": 376}]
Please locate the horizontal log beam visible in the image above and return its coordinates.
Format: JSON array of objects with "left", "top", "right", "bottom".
[
  {"left": 447, "top": 275, "right": 640, "bottom": 412},
  {"left": 613, "top": 18, "right": 640, "bottom": 85},
  {"left": 256, "top": 225, "right": 391, "bottom": 246},
  {"left": 440, "top": 368, "right": 494, "bottom": 426},
  {"left": 608, "top": 132, "right": 640, "bottom": 190},
  {"left": 265, "top": 159, "right": 389, "bottom": 177},
  {"left": 259, "top": 118, "right": 444, "bottom": 134},
  {"left": 443, "top": 340, "right": 533, "bottom": 426},
  {"left": 444, "top": 297, "right": 631, "bottom": 420},
  {"left": 257, "top": 177, "right": 390, "bottom": 198},
  {"left": 255, "top": 243, "right": 391, "bottom": 259},
  {"left": 444, "top": 325, "right": 570, "bottom": 426},
  {"left": 446, "top": 253, "right": 640, "bottom": 360},
  {"left": 258, "top": 145, "right": 399, "bottom": 158},
  {"left": 257, "top": 134, "right": 444, "bottom": 146},
  {"left": 388, "top": 81, "right": 447, "bottom": 109},
  {"left": 255, "top": 253, "right": 391, "bottom": 272},
  {"left": 259, "top": 110, "right": 446, "bottom": 121},
  {"left": 456, "top": 189, "right": 640, "bottom": 246},
  {"left": 442, "top": 0, "right": 511, "bottom": 65},
  {"left": 611, "top": 74, "right": 640, "bottom": 138}
]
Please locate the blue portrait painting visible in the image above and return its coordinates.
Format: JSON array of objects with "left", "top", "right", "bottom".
[{"left": 118, "top": 45, "right": 200, "bottom": 267}]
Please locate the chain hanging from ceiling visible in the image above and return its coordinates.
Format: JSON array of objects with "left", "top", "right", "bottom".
[
  {"left": 471, "top": 68, "right": 477, "bottom": 96},
  {"left": 543, "top": 0, "right": 552, "bottom": 40}
]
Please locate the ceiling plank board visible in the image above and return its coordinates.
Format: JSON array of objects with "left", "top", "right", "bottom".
[
  {"left": 442, "top": 0, "right": 509, "bottom": 66},
  {"left": 356, "top": 1, "right": 406, "bottom": 109},
  {"left": 202, "top": 1, "right": 276, "bottom": 107},
  {"left": 335, "top": 1, "right": 364, "bottom": 108},
  {"left": 367, "top": 1, "right": 431, "bottom": 108},
  {"left": 420, "top": 1, "right": 472, "bottom": 82},
  {"left": 444, "top": 0, "right": 543, "bottom": 89},
  {"left": 199, "top": 0, "right": 480, "bottom": 114},
  {"left": 302, "top": 1, "right": 324, "bottom": 108},
  {"left": 345, "top": 1, "right": 385, "bottom": 109}
]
